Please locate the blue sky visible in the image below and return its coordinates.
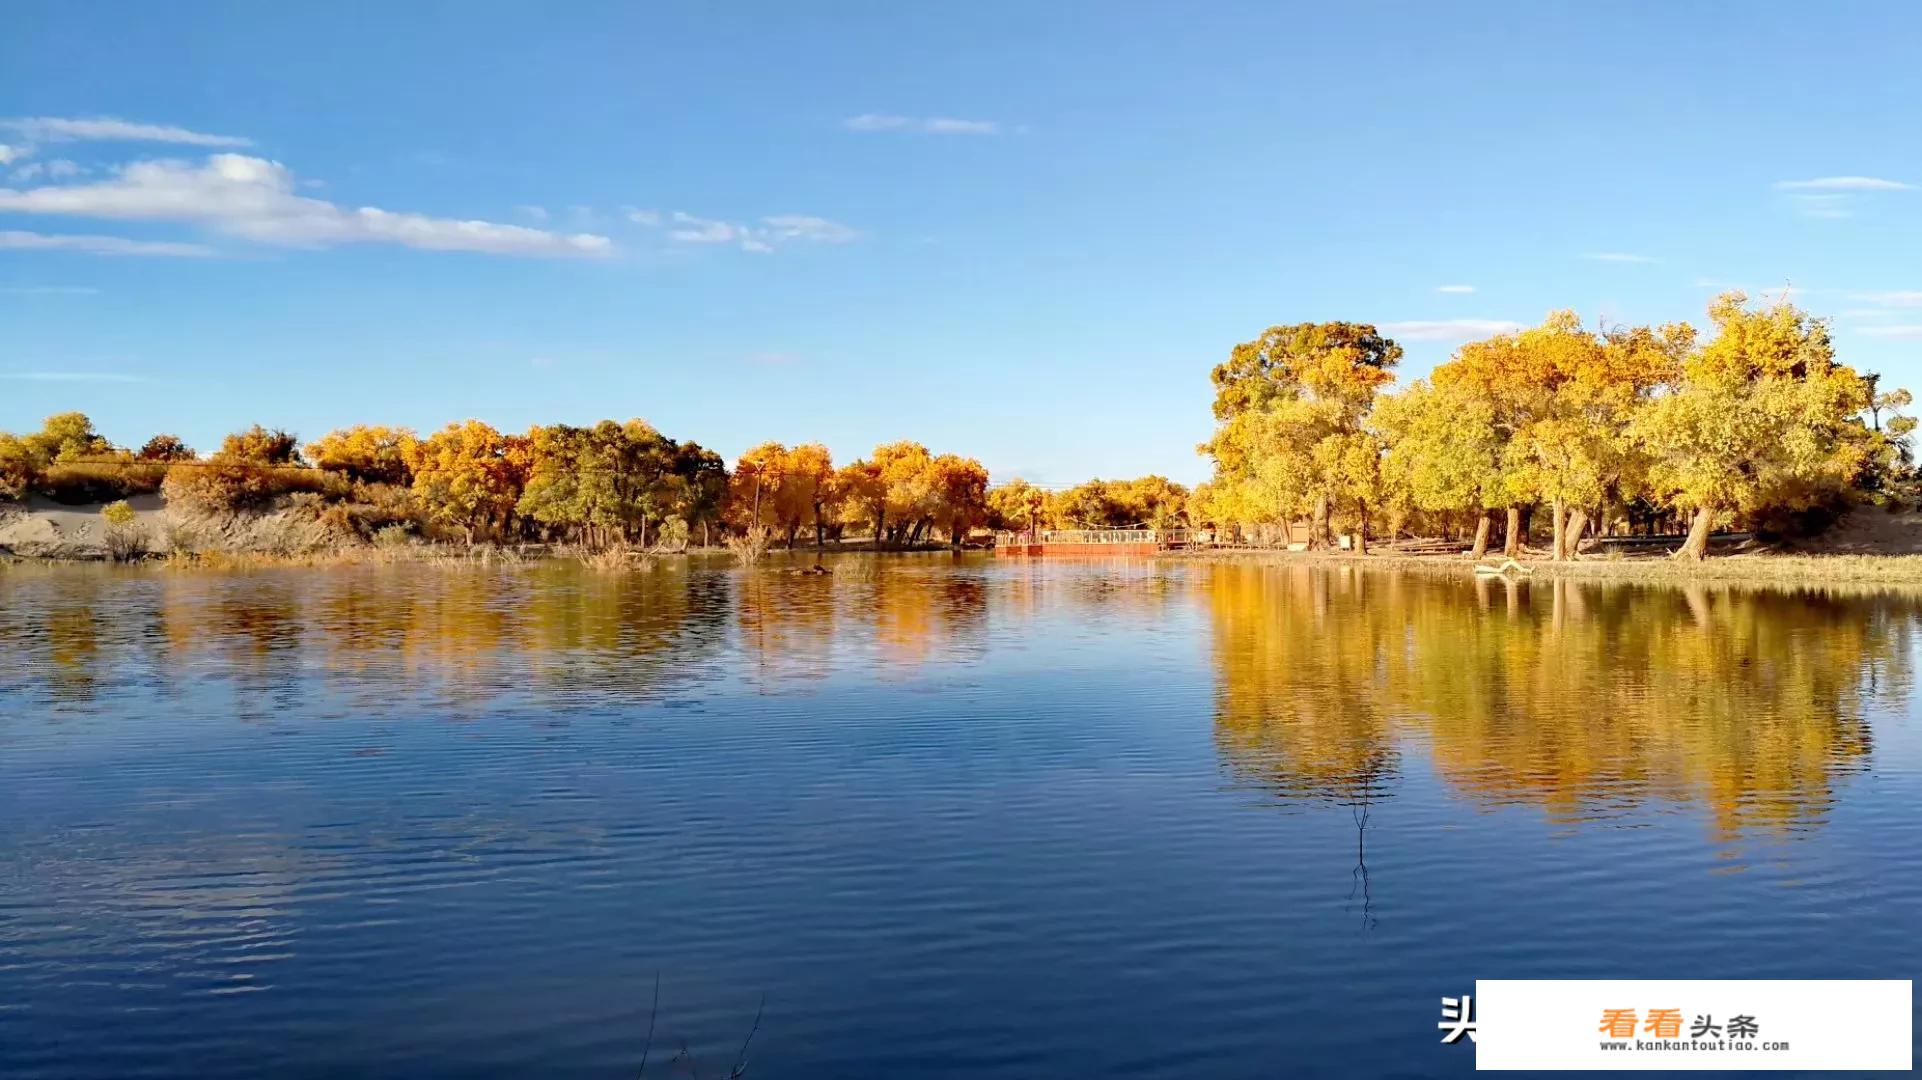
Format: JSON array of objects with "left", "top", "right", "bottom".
[{"left": 5, "top": 3, "right": 1922, "bottom": 487}]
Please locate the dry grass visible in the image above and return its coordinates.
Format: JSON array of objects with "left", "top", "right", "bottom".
[
  {"left": 1165, "top": 547, "right": 1922, "bottom": 585},
  {"left": 40, "top": 461, "right": 171, "bottom": 503},
  {"left": 572, "top": 544, "right": 655, "bottom": 572},
  {"left": 161, "top": 539, "right": 527, "bottom": 571},
  {"left": 726, "top": 524, "right": 772, "bottom": 567}
]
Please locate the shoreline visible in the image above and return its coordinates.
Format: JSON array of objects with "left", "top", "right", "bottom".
[{"left": 1158, "top": 546, "right": 1922, "bottom": 585}]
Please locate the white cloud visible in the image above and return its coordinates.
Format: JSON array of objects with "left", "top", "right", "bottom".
[
  {"left": 1435, "top": 284, "right": 1476, "bottom": 294},
  {"left": 762, "top": 214, "right": 858, "bottom": 243},
  {"left": 1380, "top": 318, "right": 1522, "bottom": 342},
  {"left": 1859, "top": 325, "right": 1922, "bottom": 339},
  {"left": 0, "top": 229, "right": 214, "bottom": 257},
  {"left": 0, "top": 371, "right": 147, "bottom": 382},
  {"left": 625, "top": 207, "right": 662, "bottom": 226},
  {"left": 843, "top": 113, "right": 1001, "bottom": 135},
  {"left": 1583, "top": 252, "right": 1657, "bottom": 264},
  {"left": 0, "top": 154, "right": 613, "bottom": 257},
  {"left": 0, "top": 143, "right": 17, "bottom": 165},
  {"left": 3, "top": 116, "right": 251, "bottom": 147},
  {"left": 657, "top": 210, "right": 858, "bottom": 253},
  {"left": 1774, "top": 176, "right": 1913, "bottom": 191}
]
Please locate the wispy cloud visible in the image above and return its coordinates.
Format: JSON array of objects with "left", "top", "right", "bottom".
[
  {"left": 1435, "top": 284, "right": 1476, "bottom": 294},
  {"left": 1380, "top": 318, "right": 1521, "bottom": 342},
  {"left": 0, "top": 229, "right": 214, "bottom": 257},
  {"left": 1858, "top": 325, "right": 1922, "bottom": 339},
  {"left": 3, "top": 116, "right": 252, "bottom": 148},
  {"left": 0, "top": 285, "right": 101, "bottom": 295},
  {"left": 1774, "top": 176, "right": 1913, "bottom": 191},
  {"left": 0, "top": 143, "right": 18, "bottom": 165},
  {"left": 0, "top": 154, "right": 613, "bottom": 257},
  {"left": 516, "top": 205, "right": 549, "bottom": 222},
  {"left": 1771, "top": 177, "right": 1911, "bottom": 220},
  {"left": 1584, "top": 252, "right": 1657, "bottom": 264},
  {"left": 843, "top": 113, "right": 1001, "bottom": 135},
  {"left": 651, "top": 210, "right": 859, "bottom": 254},
  {"left": 625, "top": 208, "right": 662, "bottom": 226},
  {"left": 1852, "top": 290, "right": 1922, "bottom": 307},
  {"left": 0, "top": 371, "right": 148, "bottom": 382},
  {"left": 8, "top": 159, "right": 86, "bottom": 184}
]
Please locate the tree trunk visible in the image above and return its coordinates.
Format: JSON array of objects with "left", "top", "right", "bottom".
[
  {"left": 1470, "top": 511, "right": 1492, "bottom": 560},
  {"left": 1563, "top": 508, "right": 1589, "bottom": 559},
  {"left": 1674, "top": 506, "right": 1714, "bottom": 561},
  {"left": 1355, "top": 504, "right": 1368, "bottom": 555},
  {"left": 1503, "top": 507, "right": 1521, "bottom": 557},
  {"left": 1310, "top": 496, "right": 1331, "bottom": 550},
  {"left": 1550, "top": 496, "right": 1566, "bottom": 561}
]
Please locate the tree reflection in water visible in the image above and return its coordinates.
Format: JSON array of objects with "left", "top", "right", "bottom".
[{"left": 1207, "top": 564, "right": 1915, "bottom": 838}]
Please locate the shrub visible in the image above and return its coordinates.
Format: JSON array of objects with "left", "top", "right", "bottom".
[
  {"left": 656, "top": 515, "right": 690, "bottom": 553},
  {"left": 219, "top": 425, "right": 303, "bottom": 465},
  {"left": 39, "top": 460, "right": 169, "bottom": 504},
  {"left": 161, "top": 460, "right": 338, "bottom": 513},
  {"left": 160, "top": 517, "right": 204, "bottom": 556},
  {"left": 101, "top": 500, "right": 149, "bottom": 562},
  {"left": 579, "top": 544, "right": 644, "bottom": 572},
  {"left": 726, "top": 523, "right": 772, "bottom": 566},
  {"left": 0, "top": 433, "right": 39, "bottom": 501},
  {"left": 137, "top": 434, "right": 196, "bottom": 462}
]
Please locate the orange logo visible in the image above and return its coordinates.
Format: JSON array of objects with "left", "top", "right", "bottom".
[
  {"left": 1599, "top": 1008, "right": 1685, "bottom": 1038},
  {"left": 1644, "top": 1009, "right": 1684, "bottom": 1038},
  {"left": 1599, "top": 1009, "right": 1638, "bottom": 1038}
]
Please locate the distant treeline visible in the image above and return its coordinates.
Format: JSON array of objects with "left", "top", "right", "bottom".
[
  {"left": 0, "top": 409, "right": 1200, "bottom": 550},
  {"left": 4, "top": 292, "right": 1909, "bottom": 560},
  {"left": 0, "top": 418, "right": 1012, "bottom": 549}
]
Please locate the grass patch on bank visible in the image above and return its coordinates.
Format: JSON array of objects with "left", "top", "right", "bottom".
[{"left": 1163, "top": 547, "right": 1922, "bottom": 585}]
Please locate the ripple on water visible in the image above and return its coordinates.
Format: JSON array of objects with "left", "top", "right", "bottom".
[{"left": 1, "top": 559, "right": 1919, "bottom": 1077}]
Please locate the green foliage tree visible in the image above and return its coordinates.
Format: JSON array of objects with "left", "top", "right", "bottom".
[
  {"left": 137, "top": 434, "right": 196, "bottom": 462},
  {"left": 1633, "top": 293, "right": 1872, "bottom": 560},
  {"left": 1201, "top": 322, "right": 1400, "bottom": 549},
  {"left": 517, "top": 419, "right": 679, "bottom": 548}
]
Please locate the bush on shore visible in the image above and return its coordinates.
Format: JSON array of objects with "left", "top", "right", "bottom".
[{"left": 100, "top": 500, "right": 150, "bottom": 562}]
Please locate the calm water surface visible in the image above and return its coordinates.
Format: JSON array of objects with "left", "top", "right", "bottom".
[{"left": 2, "top": 556, "right": 1919, "bottom": 1078}]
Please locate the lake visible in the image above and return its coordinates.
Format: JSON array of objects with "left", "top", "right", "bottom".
[{"left": 2, "top": 556, "right": 1919, "bottom": 1078}]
